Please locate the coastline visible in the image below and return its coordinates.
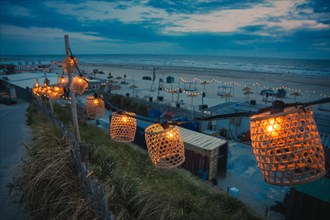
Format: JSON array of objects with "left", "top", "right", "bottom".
[{"left": 79, "top": 62, "right": 330, "bottom": 90}]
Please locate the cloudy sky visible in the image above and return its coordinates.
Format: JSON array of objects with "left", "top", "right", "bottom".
[{"left": 0, "top": 0, "right": 329, "bottom": 59}]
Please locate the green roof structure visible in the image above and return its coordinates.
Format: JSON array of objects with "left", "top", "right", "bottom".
[{"left": 294, "top": 177, "right": 330, "bottom": 203}]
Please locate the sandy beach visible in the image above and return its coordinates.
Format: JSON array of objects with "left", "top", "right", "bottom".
[{"left": 77, "top": 62, "right": 330, "bottom": 114}]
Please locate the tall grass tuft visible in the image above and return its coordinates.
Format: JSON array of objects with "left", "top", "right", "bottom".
[
  {"left": 22, "top": 103, "right": 260, "bottom": 220},
  {"left": 15, "top": 108, "right": 97, "bottom": 220}
]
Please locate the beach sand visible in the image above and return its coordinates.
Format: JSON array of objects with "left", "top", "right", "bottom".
[{"left": 77, "top": 63, "right": 330, "bottom": 114}]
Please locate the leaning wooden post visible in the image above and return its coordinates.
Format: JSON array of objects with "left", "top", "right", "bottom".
[{"left": 65, "top": 35, "right": 81, "bottom": 142}]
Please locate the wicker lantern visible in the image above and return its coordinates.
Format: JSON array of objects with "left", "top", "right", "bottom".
[
  {"left": 110, "top": 112, "right": 137, "bottom": 142},
  {"left": 145, "top": 124, "right": 185, "bottom": 169},
  {"left": 63, "top": 56, "right": 78, "bottom": 73},
  {"left": 58, "top": 75, "right": 68, "bottom": 87},
  {"left": 32, "top": 80, "right": 41, "bottom": 96},
  {"left": 86, "top": 95, "right": 105, "bottom": 119},
  {"left": 70, "top": 75, "right": 88, "bottom": 95},
  {"left": 250, "top": 106, "right": 325, "bottom": 185},
  {"left": 49, "top": 91, "right": 60, "bottom": 100}
]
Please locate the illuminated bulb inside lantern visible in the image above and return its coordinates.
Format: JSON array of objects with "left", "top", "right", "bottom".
[
  {"left": 166, "top": 131, "right": 174, "bottom": 139},
  {"left": 122, "top": 116, "right": 127, "bottom": 123},
  {"left": 78, "top": 78, "right": 82, "bottom": 82},
  {"left": 93, "top": 99, "right": 98, "bottom": 104},
  {"left": 267, "top": 118, "right": 282, "bottom": 137}
]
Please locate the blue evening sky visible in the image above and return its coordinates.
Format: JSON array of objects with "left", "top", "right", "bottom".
[{"left": 0, "top": 0, "right": 329, "bottom": 59}]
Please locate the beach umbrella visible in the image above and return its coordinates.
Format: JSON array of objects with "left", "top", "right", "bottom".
[
  {"left": 290, "top": 91, "right": 301, "bottom": 102},
  {"left": 244, "top": 90, "right": 254, "bottom": 101},
  {"left": 201, "top": 81, "right": 209, "bottom": 92},
  {"left": 242, "top": 86, "right": 252, "bottom": 91},
  {"left": 187, "top": 92, "right": 198, "bottom": 106}
]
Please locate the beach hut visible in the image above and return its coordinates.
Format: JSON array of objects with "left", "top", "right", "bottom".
[
  {"left": 166, "top": 76, "right": 174, "bottom": 83},
  {"left": 179, "top": 127, "right": 228, "bottom": 180}
]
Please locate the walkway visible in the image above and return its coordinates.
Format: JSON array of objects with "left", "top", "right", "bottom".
[{"left": 0, "top": 101, "right": 30, "bottom": 220}]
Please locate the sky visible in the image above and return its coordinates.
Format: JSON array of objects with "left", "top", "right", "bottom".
[{"left": 0, "top": 0, "right": 329, "bottom": 59}]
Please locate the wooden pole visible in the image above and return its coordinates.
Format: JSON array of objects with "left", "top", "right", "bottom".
[
  {"left": 65, "top": 35, "right": 81, "bottom": 142},
  {"left": 49, "top": 99, "right": 54, "bottom": 113}
]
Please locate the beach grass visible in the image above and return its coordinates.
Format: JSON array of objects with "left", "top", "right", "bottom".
[
  {"left": 19, "top": 102, "right": 260, "bottom": 219},
  {"left": 15, "top": 104, "right": 96, "bottom": 220}
]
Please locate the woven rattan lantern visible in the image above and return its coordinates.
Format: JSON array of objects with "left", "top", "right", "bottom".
[
  {"left": 49, "top": 86, "right": 64, "bottom": 100},
  {"left": 145, "top": 124, "right": 185, "bottom": 169},
  {"left": 250, "top": 106, "right": 325, "bottom": 185},
  {"left": 110, "top": 112, "right": 137, "bottom": 142},
  {"left": 32, "top": 80, "right": 41, "bottom": 96},
  {"left": 86, "top": 95, "right": 105, "bottom": 119},
  {"left": 49, "top": 91, "right": 60, "bottom": 100},
  {"left": 58, "top": 75, "right": 68, "bottom": 87},
  {"left": 70, "top": 75, "right": 88, "bottom": 95},
  {"left": 63, "top": 56, "right": 78, "bottom": 73}
]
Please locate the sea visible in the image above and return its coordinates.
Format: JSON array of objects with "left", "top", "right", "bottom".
[{"left": 1, "top": 54, "right": 329, "bottom": 77}]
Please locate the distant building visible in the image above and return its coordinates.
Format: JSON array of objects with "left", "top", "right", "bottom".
[
  {"left": 142, "top": 76, "right": 152, "bottom": 80},
  {"left": 166, "top": 76, "right": 174, "bottom": 83}
]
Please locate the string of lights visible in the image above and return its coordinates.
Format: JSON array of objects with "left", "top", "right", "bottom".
[
  {"left": 179, "top": 76, "right": 330, "bottom": 98},
  {"left": 32, "top": 43, "right": 329, "bottom": 186}
]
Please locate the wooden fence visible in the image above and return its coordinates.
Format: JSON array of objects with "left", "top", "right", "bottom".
[{"left": 37, "top": 105, "right": 114, "bottom": 220}]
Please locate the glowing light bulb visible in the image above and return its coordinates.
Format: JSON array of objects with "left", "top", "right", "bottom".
[
  {"left": 122, "top": 116, "right": 127, "bottom": 123},
  {"left": 267, "top": 118, "right": 282, "bottom": 137},
  {"left": 166, "top": 131, "right": 174, "bottom": 139}
]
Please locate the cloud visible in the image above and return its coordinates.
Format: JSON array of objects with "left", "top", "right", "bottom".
[
  {"left": 0, "top": 24, "right": 118, "bottom": 42},
  {"left": 42, "top": 0, "right": 329, "bottom": 36},
  {"left": 0, "top": 2, "right": 34, "bottom": 18}
]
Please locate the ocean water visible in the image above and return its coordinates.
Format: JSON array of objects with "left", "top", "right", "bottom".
[{"left": 1, "top": 54, "right": 329, "bottom": 77}]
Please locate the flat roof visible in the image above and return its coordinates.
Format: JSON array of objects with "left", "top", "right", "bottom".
[
  {"left": 294, "top": 177, "right": 330, "bottom": 203},
  {"left": 179, "top": 127, "right": 227, "bottom": 151},
  {"left": 1, "top": 72, "right": 59, "bottom": 88},
  {"left": 206, "top": 101, "right": 268, "bottom": 114}
]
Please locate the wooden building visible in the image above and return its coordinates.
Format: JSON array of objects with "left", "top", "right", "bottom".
[
  {"left": 286, "top": 177, "right": 330, "bottom": 220},
  {"left": 179, "top": 127, "right": 228, "bottom": 180}
]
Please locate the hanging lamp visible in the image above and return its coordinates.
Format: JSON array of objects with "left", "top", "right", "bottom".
[
  {"left": 63, "top": 56, "right": 78, "bottom": 73},
  {"left": 86, "top": 94, "right": 105, "bottom": 119},
  {"left": 58, "top": 74, "right": 69, "bottom": 87},
  {"left": 145, "top": 123, "right": 185, "bottom": 169},
  {"left": 110, "top": 112, "right": 137, "bottom": 142},
  {"left": 49, "top": 86, "right": 64, "bottom": 100},
  {"left": 32, "top": 79, "right": 41, "bottom": 96},
  {"left": 70, "top": 74, "right": 88, "bottom": 95},
  {"left": 250, "top": 105, "right": 325, "bottom": 185}
]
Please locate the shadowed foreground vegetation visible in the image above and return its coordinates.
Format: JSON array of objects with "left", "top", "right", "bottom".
[{"left": 17, "top": 103, "right": 260, "bottom": 220}]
